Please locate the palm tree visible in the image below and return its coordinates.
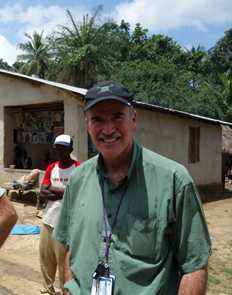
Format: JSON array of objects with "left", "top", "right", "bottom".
[
  {"left": 184, "top": 46, "right": 208, "bottom": 90},
  {"left": 51, "top": 7, "right": 114, "bottom": 88},
  {"left": 17, "top": 31, "right": 51, "bottom": 78}
]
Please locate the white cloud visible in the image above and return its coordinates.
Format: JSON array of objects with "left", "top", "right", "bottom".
[
  {"left": 0, "top": 3, "right": 23, "bottom": 22},
  {"left": 0, "top": 35, "right": 21, "bottom": 65},
  {"left": 112, "top": 0, "right": 232, "bottom": 32},
  {"left": 0, "top": 3, "right": 90, "bottom": 41},
  {"left": 0, "top": 3, "right": 90, "bottom": 64},
  {"left": 1, "top": 0, "right": 232, "bottom": 65},
  {"left": 19, "top": 5, "right": 90, "bottom": 38}
]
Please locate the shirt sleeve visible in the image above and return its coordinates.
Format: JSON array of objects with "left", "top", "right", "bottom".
[
  {"left": 74, "top": 161, "right": 81, "bottom": 167},
  {"left": 53, "top": 182, "right": 71, "bottom": 247},
  {"left": 174, "top": 182, "right": 212, "bottom": 274},
  {"left": 41, "top": 163, "right": 55, "bottom": 186}
]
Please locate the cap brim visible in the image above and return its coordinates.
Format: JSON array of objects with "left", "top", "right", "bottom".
[
  {"left": 54, "top": 142, "right": 72, "bottom": 147},
  {"left": 84, "top": 96, "right": 131, "bottom": 111}
]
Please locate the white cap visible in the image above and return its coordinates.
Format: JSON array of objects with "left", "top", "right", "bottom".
[{"left": 54, "top": 134, "right": 73, "bottom": 147}]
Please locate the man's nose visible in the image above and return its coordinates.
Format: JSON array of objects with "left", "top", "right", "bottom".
[{"left": 102, "top": 120, "right": 116, "bottom": 134}]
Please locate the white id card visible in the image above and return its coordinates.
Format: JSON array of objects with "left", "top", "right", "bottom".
[{"left": 91, "top": 275, "right": 115, "bottom": 295}]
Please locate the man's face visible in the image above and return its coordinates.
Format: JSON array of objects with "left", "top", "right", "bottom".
[
  {"left": 54, "top": 144, "right": 71, "bottom": 161},
  {"left": 85, "top": 100, "right": 137, "bottom": 161}
]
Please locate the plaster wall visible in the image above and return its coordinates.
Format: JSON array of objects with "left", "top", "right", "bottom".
[
  {"left": 64, "top": 97, "right": 88, "bottom": 161},
  {"left": 135, "top": 108, "right": 222, "bottom": 186},
  {"left": 0, "top": 75, "right": 70, "bottom": 105}
]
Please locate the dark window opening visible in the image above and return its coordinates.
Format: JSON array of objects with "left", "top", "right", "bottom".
[
  {"left": 4, "top": 103, "right": 64, "bottom": 170},
  {"left": 189, "top": 127, "right": 200, "bottom": 163}
]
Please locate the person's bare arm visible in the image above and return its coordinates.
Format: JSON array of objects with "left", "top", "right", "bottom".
[
  {"left": 178, "top": 267, "right": 208, "bottom": 295},
  {"left": 39, "top": 184, "right": 64, "bottom": 201},
  {"left": 63, "top": 250, "right": 73, "bottom": 295},
  {"left": 0, "top": 196, "right": 18, "bottom": 248}
]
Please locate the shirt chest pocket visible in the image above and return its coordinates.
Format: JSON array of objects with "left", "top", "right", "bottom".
[{"left": 117, "top": 213, "right": 158, "bottom": 259}]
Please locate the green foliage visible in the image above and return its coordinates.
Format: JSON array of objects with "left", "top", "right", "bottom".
[
  {"left": 111, "top": 58, "right": 223, "bottom": 119},
  {"left": 210, "top": 28, "right": 232, "bottom": 73},
  {"left": 12, "top": 61, "right": 25, "bottom": 72},
  {"left": 0, "top": 58, "right": 12, "bottom": 70},
  {"left": 48, "top": 7, "right": 116, "bottom": 87},
  {"left": 13, "top": 9, "right": 232, "bottom": 122},
  {"left": 17, "top": 31, "right": 51, "bottom": 78}
]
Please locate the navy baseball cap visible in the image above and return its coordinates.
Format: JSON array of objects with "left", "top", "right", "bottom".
[{"left": 84, "top": 81, "right": 134, "bottom": 111}]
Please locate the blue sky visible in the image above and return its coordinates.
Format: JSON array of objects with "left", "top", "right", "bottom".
[{"left": 1, "top": 0, "right": 232, "bottom": 65}]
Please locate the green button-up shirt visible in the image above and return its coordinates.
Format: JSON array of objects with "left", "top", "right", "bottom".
[{"left": 53, "top": 141, "right": 211, "bottom": 295}]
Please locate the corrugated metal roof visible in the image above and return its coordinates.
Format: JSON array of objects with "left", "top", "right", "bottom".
[
  {"left": 135, "top": 101, "right": 232, "bottom": 127},
  {"left": 1, "top": 69, "right": 232, "bottom": 127},
  {"left": 0, "top": 69, "right": 87, "bottom": 96}
]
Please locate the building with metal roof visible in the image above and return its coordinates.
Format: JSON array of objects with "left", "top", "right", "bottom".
[{"left": 0, "top": 69, "right": 230, "bottom": 190}]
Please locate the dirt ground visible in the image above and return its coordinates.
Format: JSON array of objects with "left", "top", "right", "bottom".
[{"left": 0, "top": 195, "right": 232, "bottom": 295}]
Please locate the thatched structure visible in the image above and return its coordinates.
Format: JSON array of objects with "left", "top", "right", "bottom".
[
  {"left": 222, "top": 125, "right": 232, "bottom": 184},
  {"left": 222, "top": 125, "right": 232, "bottom": 155}
]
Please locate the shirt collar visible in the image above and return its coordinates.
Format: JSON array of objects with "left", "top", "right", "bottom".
[{"left": 97, "top": 140, "right": 141, "bottom": 184}]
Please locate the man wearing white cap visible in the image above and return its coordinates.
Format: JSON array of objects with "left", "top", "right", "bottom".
[{"left": 39, "top": 134, "right": 80, "bottom": 295}]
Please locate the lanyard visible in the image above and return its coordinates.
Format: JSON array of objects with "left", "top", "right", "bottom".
[{"left": 101, "top": 178, "right": 128, "bottom": 264}]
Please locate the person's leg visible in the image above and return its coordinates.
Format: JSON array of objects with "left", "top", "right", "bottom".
[
  {"left": 39, "top": 223, "right": 57, "bottom": 295},
  {"left": 54, "top": 240, "right": 66, "bottom": 294}
]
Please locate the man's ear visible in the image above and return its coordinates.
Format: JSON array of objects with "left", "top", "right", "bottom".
[
  {"left": 132, "top": 109, "right": 137, "bottom": 124},
  {"left": 133, "top": 112, "right": 136, "bottom": 121}
]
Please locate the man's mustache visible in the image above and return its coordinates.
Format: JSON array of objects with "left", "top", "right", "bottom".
[{"left": 98, "top": 133, "right": 120, "bottom": 141}]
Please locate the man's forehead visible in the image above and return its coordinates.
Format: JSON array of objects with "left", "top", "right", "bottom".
[
  {"left": 54, "top": 144, "right": 70, "bottom": 149},
  {"left": 86, "top": 100, "right": 129, "bottom": 113}
]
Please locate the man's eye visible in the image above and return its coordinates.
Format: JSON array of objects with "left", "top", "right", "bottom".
[
  {"left": 92, "top": 118, "right": 102, "bottom": 123},
  {"left": 114, "top": 115, "right": 123, "bottom": 120}
]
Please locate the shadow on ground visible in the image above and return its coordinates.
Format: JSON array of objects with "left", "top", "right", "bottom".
[{"left": 199, "top": 183, "right": 232, "bottom": 203}]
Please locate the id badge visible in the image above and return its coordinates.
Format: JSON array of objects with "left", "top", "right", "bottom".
[{"left": 91, "top": 275, "right": 115, "bottom": 295}]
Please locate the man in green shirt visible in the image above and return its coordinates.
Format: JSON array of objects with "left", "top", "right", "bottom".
[{"left": 53, "top": 81, "right": 211, "bottom": 295}]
